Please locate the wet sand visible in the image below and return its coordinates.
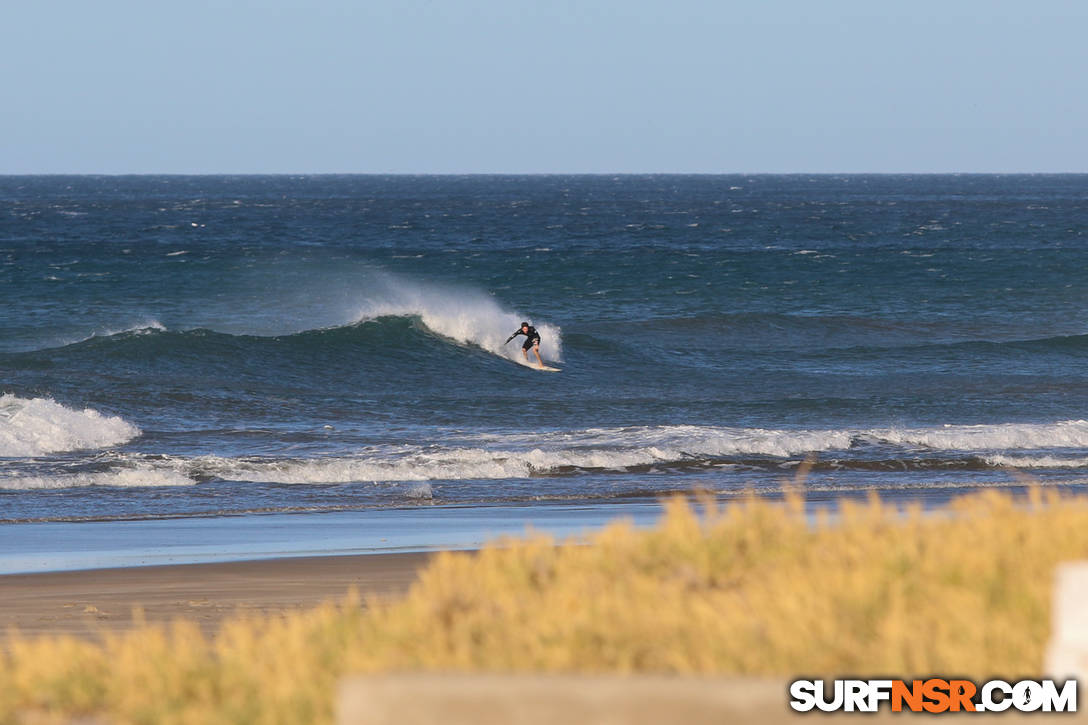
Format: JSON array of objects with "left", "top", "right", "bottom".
[{"left": 0, "top": 551, "right": 433, "bottom": 638}]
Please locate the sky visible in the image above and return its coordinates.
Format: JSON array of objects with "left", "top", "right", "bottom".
[{"left": 2, "top": 0, "right": 1086, "bottom": 174}]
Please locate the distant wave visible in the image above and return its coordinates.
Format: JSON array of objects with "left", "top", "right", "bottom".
[
  {"left": 11, "top": 274, "right": 562, "bottom": 367},
  {"left": 623, "top": 313, "right": 1088, "bottom": 356},
  {"left": 344, "top": 274, "right": 563, "bottom": 364},
  {"left": 0, "top": 395, "right": 140, "bottom": 457},
  {"left": 87, "top": 320, "right": 168, "bottom": 341},
  {"left": 13, "top": 304, "right": 1086, "bottom": 370},
  {"left": 24, "top": 314, "right": 1088, "bottom": 377},
  {"left": 833, "top": 333, "right": 1088, "bottom": 357},
  {"left": 8, "top": 420, "right": 1088, "bottom": 490},
  {"left": 0, "top": 465, "right": 192, "bottom": 491},
  {"left": 984, "top": 454, "right": 1088, "bottom": 469},
  {"left": 6, "top": 316, "right": 558, "bottom": 376}
]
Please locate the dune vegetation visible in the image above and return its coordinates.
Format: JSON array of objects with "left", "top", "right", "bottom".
[{"left": 4, "top": 488, "right": 1088, "bottom": 724}]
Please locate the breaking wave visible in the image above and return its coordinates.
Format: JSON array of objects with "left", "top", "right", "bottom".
[
  {"left": 0, "top": 395, "right": 141, "bottom": 458},
  {"left": 345, "top": 273, "right": 562, "bottom": 364},
  {"left": 8, "top": 420, "right": 1088, "bottom": 490},
  {"left": 12, "top": 273, "right": 562, "bottom": 367}
]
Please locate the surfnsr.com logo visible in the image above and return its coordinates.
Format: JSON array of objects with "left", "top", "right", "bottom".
[{"left": 789, "top": 679, "right": 1077, "bottom": 713}]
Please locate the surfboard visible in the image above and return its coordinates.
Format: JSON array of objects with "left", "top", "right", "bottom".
[{"left": 515, "top": 360, "right": 561, "bottom": 372}]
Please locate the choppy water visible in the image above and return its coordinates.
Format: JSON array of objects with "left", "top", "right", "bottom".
[{"left": 3, "top": 174, "right": 1088, "bottom": 524}]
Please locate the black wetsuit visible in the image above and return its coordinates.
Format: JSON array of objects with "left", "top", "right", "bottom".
[{"left": 507, "top": 326, "right": 541, "bottom": 350}]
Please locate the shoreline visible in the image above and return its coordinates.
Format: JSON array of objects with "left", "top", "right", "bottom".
[
  {"left": 0, "top": 501, "right": 666, "bottom": 575},
  {"left": 0, "top": 550, "right": 434, "bottom": 638},
  {"left": 0, "top": 502, "right": 665, "bottom": 639}
]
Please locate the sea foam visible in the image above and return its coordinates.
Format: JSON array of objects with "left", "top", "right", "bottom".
[
  {"left": 0, "top": 466, "right": 193, "bottom": 491},
  {"left": 0, "top": 395, "right": 141, "bottom": 457},
  {"left": 11, "top": 420, "right": 1088, "bottom": 490},
  {"left": 984, "top": 454, "right": 1088, "bottom": 469},
  {"left": 152, "top": 267, "right": 562, "bottom": 364},
  {"left": 155, "top": 420, "right": 1088, "bottom": 485},
  {"left": 350, "top": 273, "right": 562, "bottom": 364}
]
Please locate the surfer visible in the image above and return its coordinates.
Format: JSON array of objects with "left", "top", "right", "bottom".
[{"left": 505, "top": 321, "right": 544, "bottom": 368}]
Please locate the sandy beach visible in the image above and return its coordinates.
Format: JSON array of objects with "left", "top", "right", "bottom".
[{"left": 0, "top": 552, "right": 433, "bottom": 638}]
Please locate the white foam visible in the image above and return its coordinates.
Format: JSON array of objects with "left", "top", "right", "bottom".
[
  {"left": 528, "top": 420, "right": 1088, "bottom": 459},
  {"left": 190, "top": 267, "right": 562, "bottom": 364},
  {"left": 0, "top": 466, "right": 194, "bottom": 490},
  {"left": 96, "top": 320, "right": 167, "bottom": 337},
  {"left": 871, "top": 420, "right": 1088, "bottom": 451},
  {"left": 0, "top": 395, "right": 141, "bottom": 457},
  {"left": 179, "top": 434, "right": 818, "bottom": 486},
  {"left": 134, "top": 420, "right": 1088, "bottom": 486},
  {"left": 985, "top": 455, "right": 1088, "bottom": 469},
  {"left": 352, "top": 273, "right": 562, "bottom": 363},
  {"left": 12, "top": 419, "right": 1088, "bottom": 490},
  {"left": 22, "top": 320, "right": 167, "bottom": 354},
  {"left": 463, "top": 425, "right": 857, "bottom": 459},
  {"left": 192, "top": 450, "right": 536, "bottom": 484}
]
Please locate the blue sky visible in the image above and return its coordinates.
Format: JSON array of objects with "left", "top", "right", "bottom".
[{"left": 3, "top": 0, "right": 1086, "bottom": 173}]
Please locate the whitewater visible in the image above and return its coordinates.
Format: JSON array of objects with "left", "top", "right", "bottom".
[
  {"left": 0, "top": 395, "right": 140, "bottom": 458},
  {"left": 6, "top": 404, "right": 1088, "bottom": 495}
]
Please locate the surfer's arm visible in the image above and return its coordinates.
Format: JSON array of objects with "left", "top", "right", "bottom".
[{"left": 505, "top": 330, "right": 523, "bottom": 344}]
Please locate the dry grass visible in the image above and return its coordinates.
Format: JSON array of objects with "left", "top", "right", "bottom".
[{"left": 3, "top": 488, "right": 1088, "bottom": 724}]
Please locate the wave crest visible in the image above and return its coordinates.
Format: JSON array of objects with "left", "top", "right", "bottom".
[
  {"left": 0, "top": 465, "right": 192, "bottom": 491},
  {"left": 349, "top": 274, "right": 562, "bottom": 363},
  {"left": 16, "top": 273, "right": 563, "bottom": 366},
  {"left": 0, "top": 395, "right": 141, "bottom": 457},
  {"left": 9, "top": 420, "right": 1088, "bottom": 490}
]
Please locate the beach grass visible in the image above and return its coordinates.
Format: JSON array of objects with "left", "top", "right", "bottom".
[{"left": 4, "top": 488, "right": 1088, "bottom": 724}]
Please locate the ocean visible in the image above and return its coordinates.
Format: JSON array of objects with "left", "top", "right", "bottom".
[{"left": 3, "top": 174, "right": 1088, "bottom": 568}]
